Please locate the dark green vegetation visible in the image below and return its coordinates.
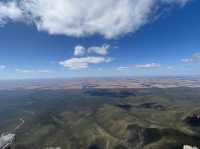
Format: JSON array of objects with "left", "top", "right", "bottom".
[{"left": 1, "top": 88, "right": 200, "bottom": 149}]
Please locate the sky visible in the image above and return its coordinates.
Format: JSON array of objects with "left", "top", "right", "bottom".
[{"left": 0, "top": 0, "right": 200, "bottom": 79}]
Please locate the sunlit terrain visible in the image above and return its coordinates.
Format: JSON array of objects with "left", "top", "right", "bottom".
[{"left": 0, "top": 78, "right": 200, "bottom": 149}]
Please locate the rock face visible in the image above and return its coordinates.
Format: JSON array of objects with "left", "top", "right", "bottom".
[
  {"left": 183, "top": 145, "right": 199, "bottom": 149},
  {"left": 0, "top": 133, "right": 15, "bottom": 149},
  {"left": 185, "top": 114, "right": 200, "bottom": 126},
  {"left": 126, "top": 124, "right": 161, "bottom": 149}
]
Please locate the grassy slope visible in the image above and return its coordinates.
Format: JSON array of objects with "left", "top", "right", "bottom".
[{"left": 0, "top": 88, "right": 200, "bottom": 149}]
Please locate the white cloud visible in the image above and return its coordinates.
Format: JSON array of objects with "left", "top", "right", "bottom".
[
  {"left": 64, "top": 44, "right": 112, "bottom": 69},
  {"left": 0, "top": 1, "right": 23, "bottom": 25},
  {"left": 181, "top": 53, "right": 200, "bottom": 64},
  {"left": 0, "top": 65, "right": 6, "bottom": 70},
  {"left": 135, "top": 63, "right": 161, "bottom": 68},
  {"left": 59, "top": 56, "right": 112, "bottom": 69},
  {"left": 117, "top": 66, "right": 129, "bottom": 71},
  {"left": 74, "top": 44, "right": 110, "bottom": 56},
  {"left": 88, "top": 44, "right": 110, "bottom": 55},
  {"left": 74, "top": 45, "right": 86, "bottom": 56},
  {"left": 162, "top": 0, "right": 192, "bottom": 6},
  {"left": 16, "top": 69, "right": 50, "bottom": 73},
  {"left": 0, "top": 0, "right": 191, "bottom": 38},
  {"left": 181, "top": 58, "right": 193, "bottom": 64}
]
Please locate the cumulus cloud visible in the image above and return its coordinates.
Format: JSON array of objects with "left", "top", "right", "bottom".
[
  {"left": 59, "top": 56, "right": 112, "bottom": 69},
  {"left": 181, "top": 53, "right": 200, "bottom": 64},
  {"left": 88, "top": 44, "right": 110, "bottom": 55},
  {"left": 0, "top": 0, "right": 191, "bottom": 38},
  {"left": 74, "top": 44, "right": 110, "bottom": 56},
  {"left": 0, "top": 1, "right": 23, "bottom": 25},
  {"left": 62, "top": 44, "right": 112, "bottom": 69},
  {"left": 135, "top": 63, "right": 161, "bottom": 68},
  {"left": 74, "top": 45, "right": 86, "bottom": 56}
]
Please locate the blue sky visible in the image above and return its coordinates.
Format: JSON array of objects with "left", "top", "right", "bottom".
[{"left": 0, "top": 0, "right": 200, "bottom": 79}]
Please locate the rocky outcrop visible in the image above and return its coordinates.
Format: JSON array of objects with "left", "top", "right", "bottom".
[
  {"left": 0, "top": 133, "right": 15, "bottom": 149},
  {"left": 185, "top": 114, "right": 200, "bottom": 126},
  {"left": 126, "top": 124, "right": 161, "bottom": 148}
]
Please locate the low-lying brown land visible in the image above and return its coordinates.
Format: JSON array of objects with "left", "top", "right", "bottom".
[{"left": 0, "top": 76, "right": 200, "bottom": 90}]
